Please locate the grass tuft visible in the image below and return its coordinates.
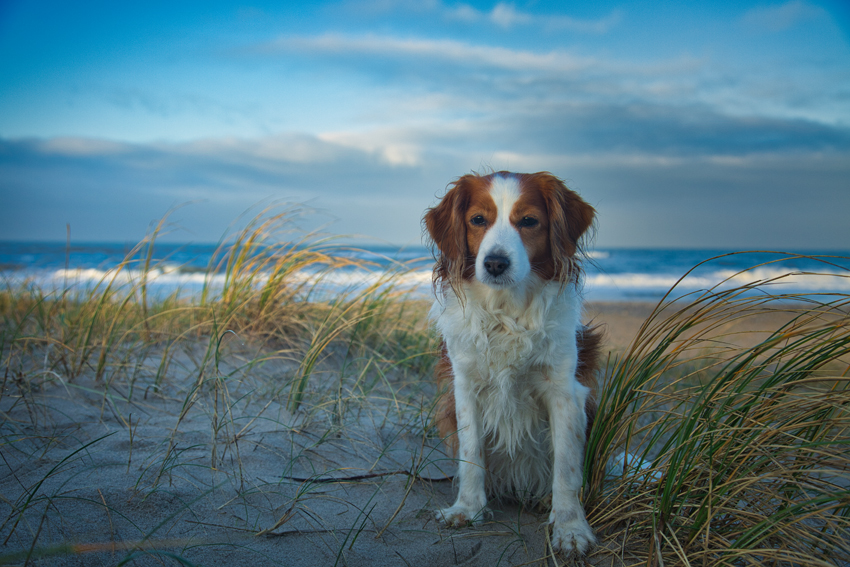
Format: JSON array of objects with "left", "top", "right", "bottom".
[{"left": 586, "top": 253, "right": 850, "bottom": 566}]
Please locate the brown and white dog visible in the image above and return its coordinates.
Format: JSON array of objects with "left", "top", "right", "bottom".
[{"left": 424, "top": 171, "right": 601, "bottom": 555}]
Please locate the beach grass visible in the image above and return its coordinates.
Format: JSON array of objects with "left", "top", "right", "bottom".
[
  {"left": 585, "top": 256, "right": 850, "bottom": 566},
  {"left": 1, "top": 212, "right": 848, "bottom": 566}
]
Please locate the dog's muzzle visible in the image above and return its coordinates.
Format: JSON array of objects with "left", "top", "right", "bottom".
[{"left": 483, "top": 254, "right": 511, "bottom": 278}]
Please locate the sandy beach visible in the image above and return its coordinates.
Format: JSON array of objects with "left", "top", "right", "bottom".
[{"left": 1, "top": 296, "right": 847, "bottom": 567}]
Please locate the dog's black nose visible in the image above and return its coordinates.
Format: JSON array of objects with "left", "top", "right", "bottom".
[{"left": 483, "top": 254, "right": 510, "bottom": 277}]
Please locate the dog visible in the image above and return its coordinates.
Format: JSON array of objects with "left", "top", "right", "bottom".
[{"left": 424, "top": 171, "right": 601, "bottom": 555}]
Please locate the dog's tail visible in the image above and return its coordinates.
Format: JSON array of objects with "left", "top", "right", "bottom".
[{"left": 577, "top": 324, "right": 603, "bottom": 441}]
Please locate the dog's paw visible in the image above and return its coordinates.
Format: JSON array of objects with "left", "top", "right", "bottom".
[
  {"left": 436, "top": 504, "right": 490, "bottom": 527},
  {"left": 549, "top": 511, "right": 595, "bottom": 555}
]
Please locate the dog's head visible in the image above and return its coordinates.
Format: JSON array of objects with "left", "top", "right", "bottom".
[{"left": 424, "top": 171, "right": 595, "bottom": 292}]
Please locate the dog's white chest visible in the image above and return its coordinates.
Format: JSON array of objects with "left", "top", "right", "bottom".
[
  {"left": 470, "top": 308, "right": 542, "bottom": 375},
  {"left": 434, "top": 281, "right": 577, "bottom": 375},
  {"left": 433, "top": 281, "right": 581, "bottom": 457}
]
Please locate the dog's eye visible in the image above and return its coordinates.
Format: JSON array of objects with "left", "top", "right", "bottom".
[
  {"left": 470, "top": 215, "right": 487, "bottom": 226},
  {"left": 517, "top": 217, "right": 539, "bottom": 228}
]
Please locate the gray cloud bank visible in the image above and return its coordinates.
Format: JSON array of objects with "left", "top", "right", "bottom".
[{"left": 3, "top": 103, "right": 848, "bottom": 248}]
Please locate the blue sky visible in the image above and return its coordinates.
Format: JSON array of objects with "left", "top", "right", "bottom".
[{"left": 1, "top": 0, "right": 849, "bottom": 248}]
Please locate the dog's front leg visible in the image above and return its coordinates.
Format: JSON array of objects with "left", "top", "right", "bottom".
[
  {"left": 546, "top": 378, "right": 595, "bottom": 555},
  {"left": 437, "top": 366, "right": 489, "bottom": 526}
]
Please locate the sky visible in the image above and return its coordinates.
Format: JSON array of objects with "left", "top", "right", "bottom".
[{"left": 1, "top": 0, "right": 849, "bottom": 249}]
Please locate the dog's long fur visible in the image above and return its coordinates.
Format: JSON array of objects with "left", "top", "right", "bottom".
[{"left": 424, "top": 171, "right": 601, "bottom": 554}]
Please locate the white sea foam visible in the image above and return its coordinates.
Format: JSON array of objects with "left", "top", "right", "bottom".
[
  {"left": 12, "top": 265, "right": 435, "bottom": 300},
  {"left": 715, "top": 267, "right": 850, "bottom": 290},
  {"left": 4, "top": 262, "right": 847, "bottom": 303},
  {"left": 584, "top": 267, "right": 850, "bottom": 301}
]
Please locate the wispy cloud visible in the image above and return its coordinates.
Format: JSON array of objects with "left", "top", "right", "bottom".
[
  {"left": 262, "top": 33, "right": 595, "bottom": 72},
  {"left": 741, "top": 0, "right": 824, "bottom": 31},
  {"left": 256, "top": 26, "right": 849, "bottom": 134},
  {"left": 487, "top": 3, "right": 622, "bottom": 33},
  {"left": 339, "top": 0, "right": 622, "bottom": 33},
  {"left": 487, "top": 3, "right": 532, "bottom": 28}
]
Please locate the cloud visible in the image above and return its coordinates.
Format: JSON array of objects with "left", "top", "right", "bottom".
[
  {"left": 322, "top": 98, "right": 850, "bottom": 164},
  {"left": 496, "top": 101, "right": 850, "bottom": 156},
  {"left": 487, "top": 3, "right": 622, "bottom": 33},
  {"left": 488, "top": 3, "right": 532, "bottom": 28},
  {"left": 444, "top": 3, "right": 481, "bottom": 23},
  {"left": 39, "top": 137, "right": 130, "bottom": 156},
  {"left": 3, "top": 102, "right": 849, "bottom": 248},
  {"left": 263, "top": 33, "right": 595, "bottom": 73},
  {"left": 4, "top": 10, "right": 848, "bottom": 247},
  {"left": 319, "top": 131, "right": 423, "bottom": 166},
  {"left": 580, "top": 150, "right": 850, "bottom": 248},
  {"left": 337, "top": 0, "right": 621, "bottom": 33},
  {"left": 0, "top": 135, "right": 455, "bottom": 243},
  {"left": 253, "top": 28, "right": 847, "bottom": 141},
  {"left": 741, "top": 0, "right": 824, "bottom": 31}
]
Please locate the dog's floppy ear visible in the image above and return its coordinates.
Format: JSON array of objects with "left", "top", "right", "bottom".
[
  {"left": 424, "top": 176, "right": 473, "bottom": 289},
  {"left": 424, "top": 180, "right": 466, "bottom": 261},
  {"left": 535, "top": 172, "right": 595, "bottom": 278}
]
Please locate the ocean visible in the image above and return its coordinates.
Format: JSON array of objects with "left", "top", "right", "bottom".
[{"left": 1, "top": 241, "right": 848, "bottom": 303}]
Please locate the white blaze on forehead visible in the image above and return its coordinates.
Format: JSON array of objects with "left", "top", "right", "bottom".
[
  {"left": 488, "top": 175, "right": 521, "bottom": 225},
  {"left": 475, "top": 173, "right": 531, "bottom": 286}
]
